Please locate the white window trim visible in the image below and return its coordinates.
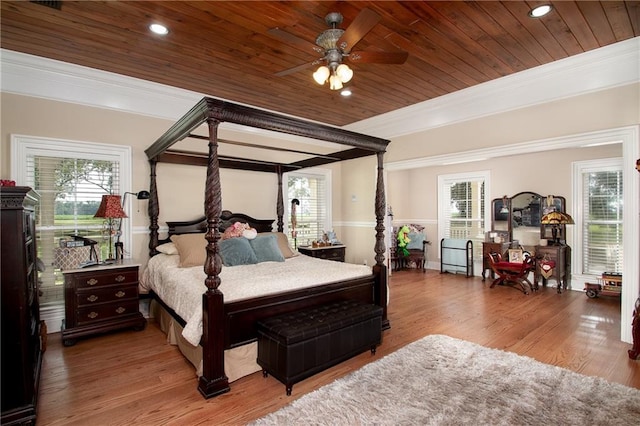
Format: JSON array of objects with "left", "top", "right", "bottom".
[
  {"left": 283, "top": 168, "right": 332, "bottom": 237},
  {"left": 11, "top": 134, "right": 133, "bottom": 253},
  {"left": 437, "top": 170, "right": 491, "bottom": 262},
  {"left": 571, "top": 157, "right": 623, "bottom": 284}
]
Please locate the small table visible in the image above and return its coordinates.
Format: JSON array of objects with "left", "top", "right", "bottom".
[
  {"left": 298, "top": 245, "right": 345, "bottom": 262},
  {"left": 534, "top": 244, "right": 571, "bottom": 293},
  {"left": 61, "top": 259, "right": 146, "bottom": 346}
]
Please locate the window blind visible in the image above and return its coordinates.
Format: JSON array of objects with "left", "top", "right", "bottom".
[
  {"left": 28, "top": 155, "right": 121, "bottom": 304},
  {"left": 442, "top": 178, "right": 485, "bottom": 258},
  {"left": 582, "top": 170, "right": 623, "bottom": 274},
  {"left": 287, "top": 173, "right": 327, "bottom": 247}
]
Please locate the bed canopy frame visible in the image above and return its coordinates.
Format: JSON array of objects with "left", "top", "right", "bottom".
[{"left": 145, "top": 97, "right": 390, "bottom": 398}]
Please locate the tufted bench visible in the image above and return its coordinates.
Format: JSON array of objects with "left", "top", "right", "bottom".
[{"left": 256, "top": 300, "right": 383, "bottom": 395}]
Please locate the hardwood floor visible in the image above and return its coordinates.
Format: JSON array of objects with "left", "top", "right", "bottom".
[{"left": 38, "top": 270, "right": 640, "bottom": 425}]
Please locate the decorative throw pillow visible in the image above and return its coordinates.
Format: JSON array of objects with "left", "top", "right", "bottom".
[
  {"left": 259, "top": 232, "right": 295, "bottom": 258},
  {"left": 170, "top": 234, "right": 207, "bottom": 267},
  {"left": 219, "top": 237, "right": 258, "bottom": 266},
  {"left": 156, "top": 242, "right": 178, "bottom": 255},
  {"left": 406, "top": 232, "right": 425, "bottom": 250},
  {"left": 250, "top": 234, "right": 285, "bottom": 263}
]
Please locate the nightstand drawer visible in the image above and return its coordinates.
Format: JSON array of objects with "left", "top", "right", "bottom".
[
  {"left": 61, "top": 261, "right": 146, "bottom": 346},
  {"left": 71, "top": 268, "right": 137, "bottom": 289},
  {"left": 76, "top": 299, "right": 140, "bottom": 325},
  {"left": 76, "top": 284, "right": 138, "bottom": 306},
  {"left": 298, "top": 245, "right": 346, "bottom": 262}
]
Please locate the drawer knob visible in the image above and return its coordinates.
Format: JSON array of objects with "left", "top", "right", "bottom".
[
  {"left": 115, "top": 275, "right": 126, "bottom": 282},
  {"left": 87, "top": 295, "right": 98, "bottom": 302},
  {"left": 116, "top": 307, "right": 126, "bottom": 314},
  {"left": 87, "top": 278, "right": 98, "bottom": 286},
  {"left": 88, "top": 312, "right": 98, "bottom": 319},
  {"left": 115, "top": 291, "right": 125, "bottom": 298}
]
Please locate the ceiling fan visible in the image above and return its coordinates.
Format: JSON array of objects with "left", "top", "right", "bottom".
[{"left": 268, "top": 8, "right": 408, "bottom": 90}]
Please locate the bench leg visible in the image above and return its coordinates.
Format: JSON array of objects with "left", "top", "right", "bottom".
[
  {"left": 286, "top": 385, "right": 292, "bottom": 396},
  {"left": 262, "top": 369, "right": 268, "bottom": 378},
  {"left": 370, "top": 345, "right": 377, "bottom": 355}
]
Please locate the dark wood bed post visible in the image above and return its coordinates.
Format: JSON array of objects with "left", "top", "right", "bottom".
[
  {"left": 373, "top": 151, "right": 389, "bottom": 330},
  {"left": 198, "top": 117, "right": 230, "bottom": 398},
  {"left": 148, "top": 159, "right": 160, "bottom": 256},
  {"left": 276, "top": 166, "right": 284, "bottom": 232}
]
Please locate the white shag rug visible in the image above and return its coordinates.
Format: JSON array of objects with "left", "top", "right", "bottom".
[{"left": 252, "top": 334, "right": 640, "bottom": 425}]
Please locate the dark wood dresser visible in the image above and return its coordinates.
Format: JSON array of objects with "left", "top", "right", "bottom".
[
  {"left": 298, "top": 245, "right": 346, "bottom": 262},
  {"left": 1, "top": 187, "right": 43, "bottom": 426},
  {"left": 61, "top": 260, "right": 146, "bottom": 346}
]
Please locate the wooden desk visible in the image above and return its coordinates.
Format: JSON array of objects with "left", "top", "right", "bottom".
[{"left": 534, "top": 245, "right": 570, "bottom": 293}]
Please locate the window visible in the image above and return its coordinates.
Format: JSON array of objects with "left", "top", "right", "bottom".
[
  {"left": 574, "top": 159, "right": 623, "bottom": 275},
  {"left": 11, "top": 135, "right": 130, "bottom": 325},
  {"left": 285, "top": 169, "right": 331, "bottom": 248},
  {"left": 438, "top": 171, "right": 489, "bottom": 259}
]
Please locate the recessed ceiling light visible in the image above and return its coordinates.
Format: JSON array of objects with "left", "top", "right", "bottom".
[
  {"left": 340, "top": 89, "right": 352, "bottom": 97},
  {"left": 149, "top": 23, "right": 169, "bottom": 35},
  {"left": 528, "top": 5, "right": 553, "bottom": 18}
]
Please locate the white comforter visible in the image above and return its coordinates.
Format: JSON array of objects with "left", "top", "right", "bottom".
[{"left": 140, "top": 254, "right": 372, "bottom": 346}]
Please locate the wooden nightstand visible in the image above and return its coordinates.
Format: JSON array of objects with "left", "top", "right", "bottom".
[
  {"left": 61, "top": 259, "right": 146, "bottom": 346},
  {"left": 298, "top": 245, "right": 346, "bottom": 262}
]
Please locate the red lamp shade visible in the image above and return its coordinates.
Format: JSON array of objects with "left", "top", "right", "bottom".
[{"left": 94, "top": 195, "right": 127, "bottom": 219}]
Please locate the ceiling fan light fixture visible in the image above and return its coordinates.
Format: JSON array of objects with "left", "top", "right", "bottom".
[
  {"left": 329, "top": 74, "right": 343, "bottom": 90},
  {"left": 528, "top": 5, "right": 552, "bottom": 18},
  {"left": 313, "top": 66, "right": 330, "bottom": 85},
  {"left": 336, "top": 64, "right": 353, "bottom": 83}
]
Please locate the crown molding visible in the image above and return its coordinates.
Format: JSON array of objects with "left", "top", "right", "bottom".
[
  {"left": 346, "top": 37, "right": 639, "bottom": 138},
  {"left": 1, "top": 37, "right": 638, "bottom": 139},
  {"left": 384, "top": 126, "right": 634, "bottom": 171}
]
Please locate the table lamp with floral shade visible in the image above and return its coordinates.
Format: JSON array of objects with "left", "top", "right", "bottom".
[{"left": 94, "top": 194, "right": 127, "bottom": 261}]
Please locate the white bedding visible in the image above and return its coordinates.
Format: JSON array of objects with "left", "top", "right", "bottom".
[{"left": 140, "top": 254, "right": 373, "bottom": 346}]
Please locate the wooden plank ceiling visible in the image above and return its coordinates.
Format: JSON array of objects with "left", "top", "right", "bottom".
[{"left": 1, "top": 1, "right": 638, "bottom": 127}]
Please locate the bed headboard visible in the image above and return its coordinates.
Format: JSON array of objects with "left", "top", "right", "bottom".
[{"left": 166, "top": 210, "right": 274, "bottom": 236}]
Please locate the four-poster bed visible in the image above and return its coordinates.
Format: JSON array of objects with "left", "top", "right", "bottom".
[{"left": 144, "top": 97, "right": 390, "bottom": 398}]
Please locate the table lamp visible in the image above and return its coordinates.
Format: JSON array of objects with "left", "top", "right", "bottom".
[
  {"left": 540, "top": 211, "right": 574, "bottom": 246},
  {"left": 94, "top": 194, "right": 127, "bottom": 261}
]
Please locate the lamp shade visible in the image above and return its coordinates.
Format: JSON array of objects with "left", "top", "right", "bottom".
[
  {"left": 540, "top": 211, "right": 574, "bottom": 225},
  {"left": 94, "top": 195, "right": 127, "bottom": 219}
]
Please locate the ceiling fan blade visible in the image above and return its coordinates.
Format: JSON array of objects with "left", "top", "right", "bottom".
[
  {"left": 275, "top": 60, "right": 323, "bottom": 77},
  {"left": 336, "top": 8, "right": 381, "bottom": 53},
  {"left": 348, "top": 50, "right": 409, "bottom": 64},
  {"left": 267, "top": 28, "right": 322, "bottom": 53}
]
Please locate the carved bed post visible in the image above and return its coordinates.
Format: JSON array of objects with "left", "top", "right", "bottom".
[
  {"left": 373, "top": 151, "right": 389, "bottom": 330},
  {"left": 198, "top": 117, "right": 230, "bottom": 398},
  {"left": 276, "top": 166, "right": 284, "bottom": 232},
  {"left": 148, "top": 159, "right": 160, "bottom": 257}
]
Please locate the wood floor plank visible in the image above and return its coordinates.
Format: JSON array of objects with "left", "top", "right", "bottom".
[{"left": 37, "top": 270, "right": 640, "bottom": 425}]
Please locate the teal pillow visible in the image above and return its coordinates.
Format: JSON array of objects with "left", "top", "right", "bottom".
[
  {"left": 250, "top": 234, "right": 285, "bottom": 263},
  {"left": 406, "top": 232, "right": 425, "bottom": 250},
  {"left": 219, "top": 238, "right": 258, "bottom": 266}
]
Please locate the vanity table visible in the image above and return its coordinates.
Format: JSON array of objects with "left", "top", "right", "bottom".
[{"left": 489, "top": 192, "right": 571, "bottom": 292}]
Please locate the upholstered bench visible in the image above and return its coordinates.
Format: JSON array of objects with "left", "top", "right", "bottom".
[{"left": 256, "top": 300, "right": 383, "bottom": 395}]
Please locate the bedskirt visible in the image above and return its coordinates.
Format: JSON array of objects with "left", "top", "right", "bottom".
[{"left": 150, "top": 300, "right": 261, "bottom": 382}]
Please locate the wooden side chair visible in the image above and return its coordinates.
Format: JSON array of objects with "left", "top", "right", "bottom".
[
  {"left": 487, "top": 251, "right": 535, "bottom": 294},
  {"left": 401, "top": 229, "right": 428, "bottom": 272}
]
